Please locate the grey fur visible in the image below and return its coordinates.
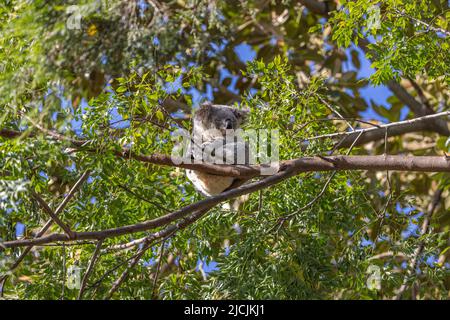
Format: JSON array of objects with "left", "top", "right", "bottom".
[{"left": 186, "top": 102, "right": 250, "bottom": 197}]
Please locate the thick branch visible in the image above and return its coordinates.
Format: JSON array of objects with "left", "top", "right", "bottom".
[
  {"left": 117, "top": 149, "right": 260, "bottom": 177},
  {"left": 3, "top": 110, "right": 450, "bottom": 177},
  {"left": 358, "top": 38, "right": 450, "bottom": 136},
  {"left": 105, "top": 207, "right": 211, "bottom": 299},
  {"left": 1, "top": 155, "right": 450, "bottom": 250},
  {"left": 0, "top": 170, "right": 90, "bottom": 295},
  {"left": 308, "top": 111, "right": 450, "bottom": 147},
  {"left": 0, "top": 127, "right": 260, "bottom": 178}
]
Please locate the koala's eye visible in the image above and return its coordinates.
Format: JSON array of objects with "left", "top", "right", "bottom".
[{"left": 225, "top": 119, "right": 233, "bottom": 129}]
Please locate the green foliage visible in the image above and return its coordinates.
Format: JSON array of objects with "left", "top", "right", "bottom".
[
  {"left": 329, "top": 0, "right": 450, "bottom": 84},
  {"left": 0, "top": 0, "right": 449, "bottom": 300}
]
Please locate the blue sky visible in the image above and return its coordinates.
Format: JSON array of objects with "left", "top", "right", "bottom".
[
  {"left": 68, "top": 39, "right": 398, "bottom": 133},
  {"left": 19, "top": 37, "right": 441, "bottom": 276},
  {"left": 233, "top": 42, "right": 402, "bottom": 123}
]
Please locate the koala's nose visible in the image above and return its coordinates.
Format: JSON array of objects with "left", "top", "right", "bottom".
[{"left": 225, "top": 119, "right": 233, "bottom": 129}]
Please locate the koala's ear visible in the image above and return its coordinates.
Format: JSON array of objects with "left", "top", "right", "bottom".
[
  {"left": 233, "top": 108, "right": 250, "bottom": 123},
  {"left": 200, "top": 101, "right": 213, "bottom": 108},
  {"left": 196, "top": 101, "right": 213, "bottom": 120}
]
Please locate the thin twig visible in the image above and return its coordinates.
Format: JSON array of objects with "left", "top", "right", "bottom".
[
  {"left": 393, "top": 8, "right": 450, "bottom": 37},
  {"left": 104, "top": 207, "right": 210, "bottom": 299},
  {"left": 407, "top": 77, "right": 432, "bottom": 110},
  {"left": 87, "top": 250, "right": 143, "bottom": 294},
  {"left": 307, "top": 111, "right": 450, "bottom": 142},
  {"left": 60, "top": 244, "right": 66, "bottom": 300},
  {"left": 0, "top": 276, "right": 6, "bottom": 297},
  {"left": 31, "top": 191, "right": 74, "bottom": 238},
  {"left": 77, "top": 239, "right": 104, "bottom": 300},
  {"left": 87, "top": 235, "right": 171, "bottom": 295},
  {"left": 374, "top": 127, "right": 393, "bottom": 242},
  {"left": 258, "top": 190, "right": 263, "bottom": 213},
  {"left": 104, "top": 242, "right": 151, "bottom": 300},
  {"left": 116, "top": 184, "right": 170, "bottom": 213},
  {"left": 316, "top": 95, "right": 354, "bottom": 131},
  {"left": 272, "top": 130, "right": 364, "bottom": 231},
  {"left": 395, "top": 189, "right": 443, "bottom": 300},
  {"left": 293, "top": 117, "right": 381, "bottom": 137},
  {"left": 0, "top": 170, "right": 91, "bottom": 293},
  {"left": 2, "top": 155, "right": 450, "bottom": 250},
  {"left": 151, "top": 240, "right": 166, "bottom": 299}
]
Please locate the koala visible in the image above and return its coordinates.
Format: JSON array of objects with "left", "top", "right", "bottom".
[{"left": 186, "top": 102, "right": 250, "bottom": 197}]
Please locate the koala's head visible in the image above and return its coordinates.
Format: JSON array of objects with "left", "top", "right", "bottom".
[{"left": 193, "top": 101, "right": 249, "bottom": 137}]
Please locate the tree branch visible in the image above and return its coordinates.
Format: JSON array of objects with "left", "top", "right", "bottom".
[
  {"left": 308, "top": 111, "right": 450, "bottom": 147},
  {"left": 2, "top": 171, "right": 91, "bottom": 272},
  {"left": 3, "top": 110, "right": 450, "bottom": 176},
  {"left": 0, "top": 127, "right": 260, "bottom": 178},
  {"left": 104, "top": 207, "right": 211, "bottom": 299},
  {"left": 31, "top": 191, "right": 75, "bottom": 238},
  {"left": 1, "top": 155, "right": 450, "bottom": 250},
  {"left": 394, "top": 189, "right": 443, "bottom": 300},
  {"left": 393, "top": 8, "right": 450, "bottom": 37},
  {"left": 358, "top": 37, "right": 450, "bottom": 136},
  {"left": 77, "top": 239, "right": 103, "bottom": 300},
  {"left": 151, "top": 239, "right": 166, "bottom": 300},
  {"left": 105, "top": 241, "right": 151, "bottom": 300}
]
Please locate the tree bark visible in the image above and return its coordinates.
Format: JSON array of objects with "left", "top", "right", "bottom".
[{"left": 1, "top": 154, "right": 449, "bottom": 250}]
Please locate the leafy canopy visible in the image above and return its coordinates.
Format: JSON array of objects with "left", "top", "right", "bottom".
[{"left": 0, "top": 0, "right": 449, "bottom": 300}]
